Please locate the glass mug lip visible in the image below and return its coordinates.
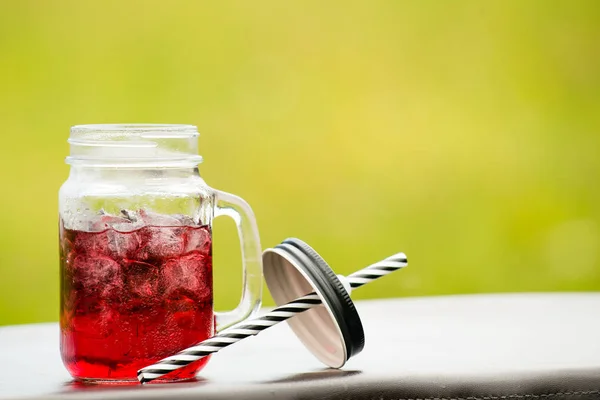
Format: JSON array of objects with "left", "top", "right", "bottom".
[
  {"left": 66, "top": 123, "right": 203, "bottom": 166},
  {"left": 70, "top": 123, "right": 199, "bottom": 137}
]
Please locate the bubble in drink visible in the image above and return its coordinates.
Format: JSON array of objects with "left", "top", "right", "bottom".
[{"left": 59, "top": 213, "right": 213, "bottom": 381}]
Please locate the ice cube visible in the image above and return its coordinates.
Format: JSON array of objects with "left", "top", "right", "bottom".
[
  {"left": 162, "top": 252, "right": 211, "bottom": 299},
  {"left": 136, "top": 226, "right": 186, "bottom": 261},
  {"left": 91, "top": 214, "right": 132, "bottom": 231},
  {"left": 123, "top": 259, "right": 160, "bottom": 299},
  {"left": 107, "top": 229, "right": 141, "bottom": 259},
  {"left": 73, "top": 232, "right": 110, "bottom": 257},
  {"left": 68, "top": 209, "right": 104, "bottom": 232},
  {"left": 120, "top": 209, "right": 140, "bottom": 222},
  {"left": 111, "top": 222, "right": 138, "bottom": 232},
  {"left": 184, "top": 226, "right": 211, "bottom": 254},
  {"left": 70, "top": 297, "right": 120, "bottom": 338},
  {"left": 165, "top": 294, "right": 198, "bottom": 329},
  {"left": 117, "top": 209, "right": 146, "bottom": 230},
  {"left": 173, "top": 214, "right": 198, "bottom": 227},
  {"left": 138, "top": 210, "right": 183, "bottom": 227},
  {"left": 72, "top": 254, "right": 122, "bottom": 292}
]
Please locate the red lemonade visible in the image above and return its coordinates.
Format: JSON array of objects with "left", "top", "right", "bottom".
[{"left": 59, "top": 216, "right": 214, "bottom": 382}]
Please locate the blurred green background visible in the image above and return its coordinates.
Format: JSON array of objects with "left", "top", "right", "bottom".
[{"left": 0, "top": 1, "right": 599, "bottom": 326}]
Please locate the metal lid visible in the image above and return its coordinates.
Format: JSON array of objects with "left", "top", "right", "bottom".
[{"left": 262, "top": 238, "right": 365, "bottom": 368}]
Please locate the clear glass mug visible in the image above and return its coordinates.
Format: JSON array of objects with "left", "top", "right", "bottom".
[{"left": 58, "top": 124, "right": 263, "bottom": 382}]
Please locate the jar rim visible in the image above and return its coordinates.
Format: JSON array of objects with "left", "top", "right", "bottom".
[
  {"left": 70, "top": 123, "right": 199, "bottom": 137},
  {"left": 66, "top": 123, "right": 203, "bottom": 166}
]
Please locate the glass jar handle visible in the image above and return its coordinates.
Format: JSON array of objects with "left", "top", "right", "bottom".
[{"left": 212, "top": 189, "right": 263, "bottom": 332}]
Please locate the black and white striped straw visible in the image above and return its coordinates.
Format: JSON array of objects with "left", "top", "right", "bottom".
[{"left": 137, "top": 252, "right": 407, "bottom": 384}]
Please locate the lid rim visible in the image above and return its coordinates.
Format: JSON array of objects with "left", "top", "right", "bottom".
[{"left": 280, "top": 239, "right": 365, "bottom": 358}]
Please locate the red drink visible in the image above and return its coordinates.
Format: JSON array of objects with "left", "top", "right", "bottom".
[{"left": 59, "top": 215, "right": 214, "bottom": 382}]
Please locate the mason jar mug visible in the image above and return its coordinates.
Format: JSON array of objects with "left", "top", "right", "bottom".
[{"left": 58, "top": 124, "right": 263, "bottom": 382}]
